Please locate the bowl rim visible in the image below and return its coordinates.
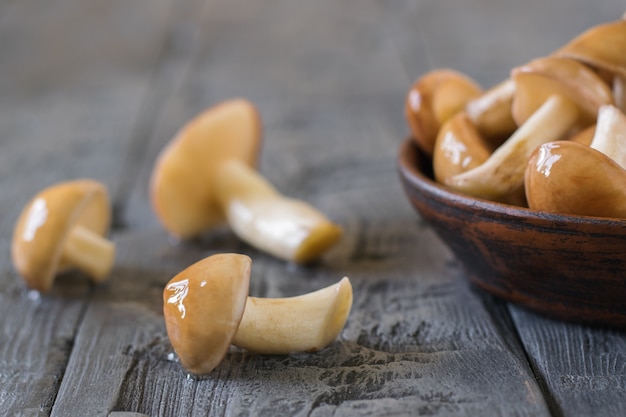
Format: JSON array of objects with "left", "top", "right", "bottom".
[{"left": 397, "top": 137, "right": 626, "bottom": 226}]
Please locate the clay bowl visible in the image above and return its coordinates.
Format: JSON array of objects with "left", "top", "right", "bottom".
[{"left": 397, "top": 137, "right": 626, "bottom": 328}]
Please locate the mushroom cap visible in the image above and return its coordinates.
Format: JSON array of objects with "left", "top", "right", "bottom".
[
  {"left": 525, "top": 141, "right": 626, "bottom": 218},
  {"left": 511, "top": 56, "right": 614, "bottom": 126},
  {"left": 405, "top": 69, "right": 482, "bottom": 157},
  {"left": 11, "top": 179, "right": 111, "bottom": 292},
  {"left": 163, "top": 253, "right": 251, "bottom": 375},
  {"left": 553, "top": 19, "right": 626, "bottom": 78},
  {"left": 432, "top": 112, "right": 493, "bottom": 183},
  {"left": 150, "top": 99, "right": 262, "bottom": 239}
]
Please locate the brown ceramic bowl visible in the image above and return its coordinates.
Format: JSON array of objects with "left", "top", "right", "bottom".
[{"left": 398, "top": 138, "right": 626, "bottom": 328}]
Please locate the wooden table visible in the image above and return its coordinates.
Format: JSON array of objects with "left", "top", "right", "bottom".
[{"left": 2, "top": 0, "right": 625, "bottom": 416}]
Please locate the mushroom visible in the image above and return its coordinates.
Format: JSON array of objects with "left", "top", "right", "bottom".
[
  {"left": 150, "top": 99, "right": 342, "bottom": 264},
  {"left": 465, "top": 78, "right": 518, "bottom": 144},
  {"left": 405, "top": 69, "right": 482, "bottom": 156},
  {"left": 12, "top": 179, "right": 115, "bottom": 292},
  {"left": 553, "top": 18, "right": 626, "bottom": 112},
  {"left": 524, "top": 141, "right": 626, "bottom": 218},
  {"left": 525, "top": 105, "right": 626, "bottom": 217},
  {"left": 444, "top": 57, "right": 613, "bottom": 201},
  {"left": 162, "top": 253, "right": 353, "bottom": 375},
  {"left": 432, "top": 112, "right": 493, "bottom": 183}
]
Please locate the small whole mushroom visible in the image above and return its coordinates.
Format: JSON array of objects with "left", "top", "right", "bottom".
[
  {"left": 12, "top": 179, "right": 115, "bottom": 292},
  {"left": 150, "top": 99, "right": 342, "bottom": 263},
  {"left": 163, "top": 253, "right": 353, "bottom": 375}
]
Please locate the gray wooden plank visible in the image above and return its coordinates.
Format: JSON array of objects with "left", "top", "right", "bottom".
[
  {"left": 7, "top": 0, "right": 625, "bottom": 415},
  {"left": 0, "top": 287, "right": 86, "bottom": 416},
  {"left": 55, "top": 0, "right": 552, "bottom": 415},
  {"left": 510, "top": 307, "right": 626, "bottom": 416},
  {"left": 0, "top": 0, "right": 174, "bottom": 414},
  {"left": 55, "top": 218, "right": 550, "bottom": 416}
]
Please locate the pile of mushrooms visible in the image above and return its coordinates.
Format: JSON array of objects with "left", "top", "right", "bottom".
[
  {"left": 11, "top": 99, "right": 352, "bottom": 377},
  {"left": 405, "top": 15, "right": 626, "bottom": 218}
]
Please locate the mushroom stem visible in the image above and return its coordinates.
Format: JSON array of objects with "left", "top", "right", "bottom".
[
  {"left": 61, "top": 224, "right": 115, "bottom": 282},
  {"left": 465, "top": 78, "right": 518, "bottom": 144},
  {"left": 590, "top": 104, "right": 626, "bottom": 169},
  {"left": 215, "top": 159, "right": 343, "bottom": 263},
  {"left": 232, "top": 277, "right": 352, "bottom": 354},
  {"left": 445, "top": 94, "right": 580, "bottom": 200}
]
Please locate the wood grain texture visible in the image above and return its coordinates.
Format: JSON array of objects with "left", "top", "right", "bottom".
[
  {"left": 511, "top": 307, "right": 626, "bottom": 416},
  {"left": 0, "top": 0, "right": 173, "bottom": 414},
  {"left": 2, "top": 0, "right": 626, "bottom": 416},
  {"left": 58, "top": 226, "right": 549, "bottom": 416}
]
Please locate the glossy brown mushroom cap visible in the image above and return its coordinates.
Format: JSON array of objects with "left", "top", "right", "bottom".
[
  {"left": 432, "top": 112, "right": 493, "bottom": 183},
  {"left": 150, "top": 99, "right": 261, "bottom": 239},
  {"left": 511, "top": 56, "right": 613, "bottom": 126},
  {"left": 553, "top": 19, "right": 626, "bottom": 78},
  {"left": 163, "top": 253, "right": 251, "bottom": 375},
  {"left": 11, "top": 179, "right": 111, "bottom": 292},
  {"left": 525, "top": 141, "right": 626, "bottom": 218},
  {"left": 405, "top": 69, "right": 482, "bottom": 157}
]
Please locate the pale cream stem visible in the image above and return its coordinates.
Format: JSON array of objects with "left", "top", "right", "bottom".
[
  {"left": 590, "top": 104, "right": 626, "bottom": 169},
  {"left": 215, "top": 159, "right": 342, "bottom": 263},
  {"left": 61, "top": 224, "right": 115, "bottom": 281},
  {"left": 445, "top": 94, "right": 580, "bottom": 200},
  {"left": 231, "top": 277, "right": 352, "bottom": 354},
  {"left": 465, "top": 78, "right": 517, "bottom": 141}
]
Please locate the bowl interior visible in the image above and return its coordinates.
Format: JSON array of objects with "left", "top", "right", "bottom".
[{"left": 398, "top": 137, "right": 626, "bottom": 328}]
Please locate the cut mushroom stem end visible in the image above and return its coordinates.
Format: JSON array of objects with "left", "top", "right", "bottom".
[{"left": 216, "top": 159, "right": 343, "bottom": 263}]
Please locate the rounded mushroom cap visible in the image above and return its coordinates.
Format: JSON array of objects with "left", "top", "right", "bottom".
[
  {"left": 511, "top": 56, "right": 613, "bottom": 126},
  {"left": 150, "top": 99, "right": 262, "bottom": 239},
  {"left": 405, "top": 69, "right": 482, "bottom": 157},
  {"left": 432, "top": 112, "right": 493, "bottom": 183},
  {"left": 163, "top": 253, "right": 251, "bottom": 375},
  {"left": 11, "top": 179, "right": 111, "bottom": 292},
  {"left": 553, "top": 19, "right": 626, "bottom": 78},
  {"left": 525, "top": 141, "right": 626, "bottom": 218}
]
